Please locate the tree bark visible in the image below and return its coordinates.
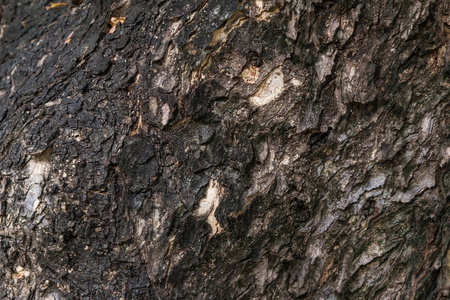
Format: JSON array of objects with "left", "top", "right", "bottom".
[{"left": 0, "top": 0, "right": 449, "bottom": 299}]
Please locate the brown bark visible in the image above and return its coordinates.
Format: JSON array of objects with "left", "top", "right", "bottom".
[{"left": 0, "top": 0, "right": 449, "bottom": 299}]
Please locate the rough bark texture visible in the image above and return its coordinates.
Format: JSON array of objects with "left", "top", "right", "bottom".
[{"left": 0, "top": 0, "right": 450, "bottom": 299}]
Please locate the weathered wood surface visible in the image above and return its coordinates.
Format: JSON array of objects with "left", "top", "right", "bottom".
[{"left": 0, "top": 0, "right": 449, "bottom": 299}]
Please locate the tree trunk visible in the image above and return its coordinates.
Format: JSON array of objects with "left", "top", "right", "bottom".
[{"left": 0, "top": 0, "right": 449, "bottom": 299}]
